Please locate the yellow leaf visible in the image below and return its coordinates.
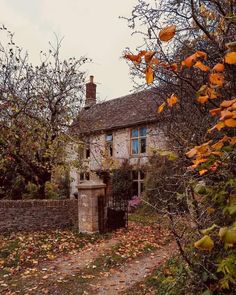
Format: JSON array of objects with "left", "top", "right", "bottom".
[
  {"left": 209, "top": 73, "right": 224, "bottom": 87},
  {"left": 145, "top": 51, "right": 156, "bottom": 64},
  {"left": 194, "top": 61, "right": 210, "bottom": 72},
  {"left": 197, "top": 95, "right": 209, "bottom": 104},
  {"left": 213, "top": 63, "right": 225, "bottom": 72},
  {"left": 225, "top": 51, "right": 236, "bottom": 64},
  {"left": 199, "top": 169, "right": 208, "bottom": 176},
  {"left": 145, "top": 66, "right": 154, "bottom": 84},
  {"left": 157, "top": 102, "right": 166, "bottom": 113},
  {"left": 191, "top": 158, "right": 208, "bottom": 169},
  {"left": 212, "top": 140, "right": 224, "bottom": 151},
  {"left": 224, "top": 118, "right": 236, "bottom": 127},
  {"left": 194, "top": 235, "right": 214, "bottom": 251},
  {"left": 159, "top": 25, "right": 176, "bottom": 42},
  {"left": 219, "top": 227, "right": 236, "bottom": 245},
  {"left": 167, "top": 94, "right": 178, "bottom": 107},
  {"left": 207, "top": 207, "right": 215, "bottom": 214}
]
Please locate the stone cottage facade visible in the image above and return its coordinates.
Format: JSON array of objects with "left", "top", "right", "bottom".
[{"left": 69, "top": 76, "right": 168, "bottom": 198}]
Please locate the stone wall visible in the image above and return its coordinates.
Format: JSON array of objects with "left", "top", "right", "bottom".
[{"left": 0, "top": 199, "right": 78, "bottom": 233}]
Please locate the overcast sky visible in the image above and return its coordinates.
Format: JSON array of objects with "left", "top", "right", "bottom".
[{"left": 0, "top": 0, "right": 142, "bottom": 101}]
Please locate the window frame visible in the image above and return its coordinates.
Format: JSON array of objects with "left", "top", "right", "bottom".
[
  {"left": 105, "top": 133, "right": 113, "bottom": 157},
  {"left": 132, "top": 170, "right": 145, "bottom": 197},
  {"left": 130, "top": 127, "right": 147, "bottom": 155}
]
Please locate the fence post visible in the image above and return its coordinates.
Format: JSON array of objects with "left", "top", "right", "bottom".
[{"left": 77, "top": 181, "right": 106, "bottom": 234}]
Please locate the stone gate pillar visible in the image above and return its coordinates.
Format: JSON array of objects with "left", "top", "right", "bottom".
[{"left": 77, "top": 181, "right": 106, "bottom": 234}]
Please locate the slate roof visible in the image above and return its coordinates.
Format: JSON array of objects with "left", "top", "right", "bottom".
[{"left": 72, "top": 89, "right": 161, "bottom": 135}]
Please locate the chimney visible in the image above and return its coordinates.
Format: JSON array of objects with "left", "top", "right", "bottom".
[{"left": 85, "top": 75, "right": 96, "bottom": 108}]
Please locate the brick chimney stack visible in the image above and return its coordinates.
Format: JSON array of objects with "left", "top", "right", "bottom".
[{"left": 85, "top": 75, "right": 96, "bottom": 108}]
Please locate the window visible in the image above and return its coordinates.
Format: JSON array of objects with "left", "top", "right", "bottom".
[
  {"left": 105, "top": 133, "right": 113, "bottom": 157},
  {"left": 80, "top": 172, "right": 90, "bottom": 181},
  {"left": 131, "top": 127, "right": 147, "bottom": 155},
  {"left": 132, "top": 170, "right": 145, "bottom": 197},
  {"left": 85, "top": 146, "right": 90, "bottom": 159}
]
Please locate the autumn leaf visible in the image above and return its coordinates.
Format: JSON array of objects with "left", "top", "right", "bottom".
[
  {"left": 170, "top": 63, "right": 178, "bottom": 72},
  {"left": 195, "top": 51, "right": 207, "bottom": 59},
  {"left": 213, "top": 63, "right": 225, "bottom": 72},
  {"left": 208, "top": 121, "right": 225, "bottom": 132},
  {"left": 145, "top": 51, "right": 156, "bottom": 64},
  {"left": 206, "top": 87, "right": 218, "bottom": 99},
  {"left": 167, "top": 94, "right": 178, "bottom": 107},
  {"left": 209, "top": 73, "right": 224, "bottom": 87},
  {"left": 124, "top": 51, "right": 146, "bottom": 64},
  {"left": 230, "top": 137, "right": 236, "bottom": 145},
  {"left": 157, "top": 102, "right": 166, "bottom": 113},
  {"left": 219, "top": 227, "right": 236, "bottom": 246},
  {"left": 199, "top": 169, "right": 208, "bottom": 176},
  {"left": 212, "top": 140, "right": 224, "bottom": 151},
  {"left": 220, "top": 110, "right": 234, "bottom": 121},
  {"left": 186, "top": 147, "right": 197, "bottom": 158},
  {"left": 220, "top": 98, "right": 236, "bottom": 108},
  {"left": 210, "top": 108, "right": 221, "bottom": 116},
  {"left": 145, "top": 66, "right": 154, "bottom": 84},
  {"left": 159, "top": 25, "right": 176, "bottom": 42},
  {"left": 197, "top": 95, "right": 209, "bottom": 104},
  {"left": 224, "top": 51, "right": 236, "bottom": 64},
  {"left": 194, "top": 235, "right": 214, "bottom": 251},
  {"left": 182, "top": 54, "right": 197, "bottom": 68},
  {"left": 224, "top": 118, "right": 236, "bottom": 127},
  {"left": 194, "top": 61, "right": 210, "bottom": 72}
]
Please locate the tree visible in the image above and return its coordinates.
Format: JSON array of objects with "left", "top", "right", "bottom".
[
  {"left": 0, "top": 27, "right": 88, "bottom": 199},
  {"left": 125, "top": 0, "right": 236, "bottom": 292}
]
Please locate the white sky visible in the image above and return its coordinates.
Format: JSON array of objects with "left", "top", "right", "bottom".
[{"left": 0, "top": 0, "right": 142, "bottom": 101}]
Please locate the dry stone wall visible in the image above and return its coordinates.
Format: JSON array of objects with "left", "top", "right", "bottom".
[{"left": 0, "top": 199, "right": 78, "bottom": 233}]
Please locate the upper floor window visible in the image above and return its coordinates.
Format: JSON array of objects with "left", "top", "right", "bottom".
[
  {"left": 105, "top": 133, "right": 113, "bottom": 157},
  {"left": 85, "top": 145, "right": 90, "bottom": 159},
  {"left": 131, "top": 127, "right": 146, "bottom": 155}
]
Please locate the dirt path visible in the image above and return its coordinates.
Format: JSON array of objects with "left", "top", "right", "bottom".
[
  {"left": 40, "top": 238, "right": 120, "bottom": 278},
  {"left": 88, "top": 241, "right": 177, "bottom": 295}
]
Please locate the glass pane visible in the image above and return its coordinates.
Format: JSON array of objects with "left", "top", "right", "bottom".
[
  {"left": 140, "top": 127, "right": 146, "bottom": 137},
  {"left": 132, "top": 170, "right": 138, "bottom": 180},
  {"left": 132, "top": 139, "right": 139, "bottom": 154},
  {"left": 140, "top": 170, "right": 145, "bottom": 179},
  {"left": 106, "top": 134, "right": 113, "bottom": 142},
  {"left": 86, "top": 147, "right": 90, "bottom": 158},
  {"left": 132, "top": 182, "right": 138, "bottom": 197},
  {"left": 131, "top": 128, "right": 138, "bottom": 138},
  {"left": 109, "top": 145, "right": 113, "bottom": 157},
  {"left": 140, "top": 182, "right": 144, "bottom": 193},
  {"left": 140, "top": 138, "right": 146, "bottom": 153}
]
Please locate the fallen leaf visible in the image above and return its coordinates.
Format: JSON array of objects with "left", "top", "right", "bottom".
[
  {"left": 224, "top": 51, "right": 236, "bottom": 64},
  {"left": 159, "top": 25, "right": 176, "bottom": 42}
]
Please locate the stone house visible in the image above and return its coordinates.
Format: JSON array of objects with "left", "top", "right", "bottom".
[{"left": 69, "top": 76, "right": 168, "bottom": 198}]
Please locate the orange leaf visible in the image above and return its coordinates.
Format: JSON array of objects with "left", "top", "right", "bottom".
[
  {"left": 194, "top": 61, "right": 210, "bottom": 72},
  {"left": 213, "top": 63, "right": 225, "bottom": 72},
  {"left": 220, "top": 110, "right": 234, "bottom": 121},
  {"left": 225, "top": 52, "right": 236, "bottom": 64},
  {"left": 182, "top": 54, "right": 197, "bottom": 68},
  {"left": 230, "top": 137, "right": 236, "bottom": 145},
  {"left": 170, "top": 63, "right": 178, "bottom": 72},
  {"left": 145, "top": 66, "right": 154, "bottom": 84},
  {"left": 209, "top": 108, "right": 221, "bottom": 116},
  {"left": 124, "top": 51, "right": 146, "bottom": 64},
  {"left": 208, "top": 121, "right": 225, "bottom": 132},
  {"left": 212, "top": 140, "right": 224, "bottom": 151},
  {"left": 209, "top": 73, "right": 224, "bottom": 87},
  {"left": 206, "top": 87, "right": 218, "bottom": 99},
  {"left": 157, "top": 102, "right": 166, "bottom": 113},
  {"left": 145, "top": 51, "right": 156, "bottom": 64},
  {"left": 199, "top": 169, "right": 208, "bottom": 176},
  {"left": 186, "top": 148, "right": 198, "bottom": 158},
  {"left": 224, "top": 118, "right": 236, "bottom": 127},
  {"left": 191, "top": 158, "right": 208, "bottom": 169},
  {"left": 197, "top": 95, "right": 209, "bottom": 104},
  {"left": 220, "top": 98, "right": 236, "bottom": 108},
  {"left": 167, "top": 94, "right": 178, "bottom": 107},
  {"left": 195, "top": 51, "right": 207, "bottom": 59},
  {"left": 151, "top": 58, "right": 159, "bottom": 65},
  {"left": 159, "top": 25, "right": 176, "bottom": 42}
]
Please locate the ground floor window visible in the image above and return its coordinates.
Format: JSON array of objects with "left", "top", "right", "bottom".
[
  {"left": 79, "top": 172, "right": 90, "bottom": 181},
  {"left": 132, "top": 170, "right": 145, "bottom": 197}
]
